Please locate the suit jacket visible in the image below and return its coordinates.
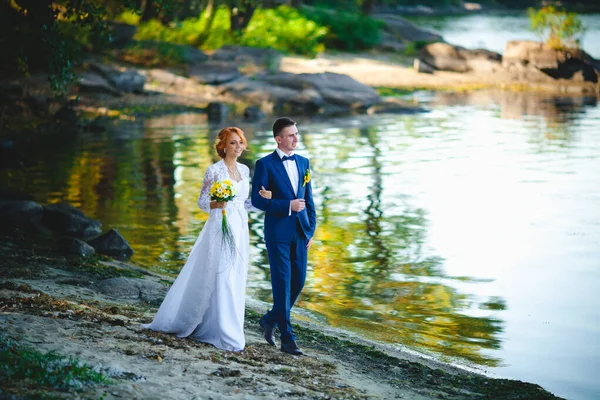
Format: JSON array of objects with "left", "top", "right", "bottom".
[{"left": 251, "top": 151, "right": 316, "bottom": 243}]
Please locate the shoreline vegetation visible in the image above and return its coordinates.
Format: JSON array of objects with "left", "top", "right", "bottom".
[
  {"left": 0, "top": 232, "right": 564, "bottom": 399},
  {"left": 1, "top": 4, "right": 599, "bottom": 142}
]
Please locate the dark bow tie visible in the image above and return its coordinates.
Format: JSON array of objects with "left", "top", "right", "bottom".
[{"left": 281, "top": 154, "right": 296, "bottom": 162}]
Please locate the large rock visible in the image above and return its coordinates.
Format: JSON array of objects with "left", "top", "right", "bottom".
[
  {"left": 54, "top": 105, "right": 79, "bottom": 126},
  {"left": 89, "top": 63, "right": 146, "bottom": 93},
  {"left": 243, "top": 106, "right": 265, "bottom": 122},
  {"left": 211, "top": 45, "right": 283, "bottom": 71},
  {"left": 59, "top": 236, "right": 96, "bottom": 257},
  {"left": 0, "top": 140, "right": 27, "bottom": 169},
  {"left": 502, "top": 40, "right": 599, "bottom": 83},
  {"left": 96, "top": 277, "right": 167, "bottom": 305},
  {"left": 224, "top": 76, "right": 322, "bottom": 114},
  {"left": 134, "top": 41, "right": 209, "bottom": 64},
  {"left": 87, "top": 228, "right": 134, "bottom": 259},
  {"left": 0, "top": 200, "right": 43, "bottom": 232},
  {"left": 0, "top": 186, "right": 34, "bottom": 201},
  {"left": 107, "top": 22, "right": 138, "bottom": 47},
  {"left": 378, "top": 32, "right": 408, "bottom": 53},
  {"left": 372, "top": 13, "right": 443, "bottom": 43},
  {"left": 41, "top": 203, "right": 102, "bottom": 239},
  {"left": 222, "top": 72, "right": 380, "bottom": 115},
  {"left": 206, "top": 102, "right": 230, "bottom": 123},
  {"left": 281, "top": 72, "right": 381, "bottom": 109},
  {"left": 78, "top": 72, "right": 122, "bottom": 97},
  {"left": 188, "top": 61, "right": 242, "bottom": 85},
  {"left": 419, "top": 42, "right": 502, "bottom": 73}
]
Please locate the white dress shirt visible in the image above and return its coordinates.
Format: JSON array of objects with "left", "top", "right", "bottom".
[{"left": 276, "top": 148, "right": 299, "bottom": 215}]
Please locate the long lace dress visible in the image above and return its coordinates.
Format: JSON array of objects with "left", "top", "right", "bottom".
[{"left": 142, "top": 160, "right": 255, "bottom": 351}]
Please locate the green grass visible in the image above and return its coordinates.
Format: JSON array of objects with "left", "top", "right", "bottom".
[{"left": 0, "top": 335, "right": 110, "bottom": 396}]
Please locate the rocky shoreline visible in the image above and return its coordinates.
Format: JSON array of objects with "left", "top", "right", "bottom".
[{"left": 0, "top": 227, "right": 565, "bottom": 399}]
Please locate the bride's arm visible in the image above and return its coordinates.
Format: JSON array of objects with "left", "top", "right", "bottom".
[
  {"left": 242, "top": 164, "right": 262, "bottom": 212},
  {"left": 197, "top": 165, "right": 215, "bottom": 213}
]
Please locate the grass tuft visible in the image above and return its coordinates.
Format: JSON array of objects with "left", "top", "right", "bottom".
[{"left": 0, "top": 335, "right": 110, "bottom": 397}]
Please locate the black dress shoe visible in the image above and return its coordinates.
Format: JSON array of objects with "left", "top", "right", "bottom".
[
  {"left": 281, "top": 341, "right": 304, "bottom": 355},
  {"left": 259, "top": 315, "right": 276, "bottom": 346}
]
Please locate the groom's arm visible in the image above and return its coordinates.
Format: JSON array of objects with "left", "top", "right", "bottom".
[
  {"left": 304, "top": 160, "right": 317, "bottom": 238},
  {"left": 251, "top": 159, "right": 290, "bottom": 215}
]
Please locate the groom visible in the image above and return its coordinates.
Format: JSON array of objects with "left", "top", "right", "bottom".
[{"left": 251, "top": 117, "right": 317, "bottom": 355}]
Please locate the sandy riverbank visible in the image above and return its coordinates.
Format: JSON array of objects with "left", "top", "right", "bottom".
[
  {"left": 0, "top": 233, "right": 563, "bottom": 399},
  {"left": 280, "top": 52, "right": 600, "bottom": 95}
]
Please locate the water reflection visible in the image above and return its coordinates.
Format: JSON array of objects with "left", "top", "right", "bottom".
[
  {"left": 423, "top": 90, "right": 598, "bottom": 122},
  {"left": 2, "top": 90, "right": 599, "bottom": 399},
  {"left": 291, "top": 123, "right": 504, "bottom": 365}
]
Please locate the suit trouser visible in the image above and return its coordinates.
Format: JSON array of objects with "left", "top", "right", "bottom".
[{"left": 264, "top": 223, "right": 308, "bottom": 344}]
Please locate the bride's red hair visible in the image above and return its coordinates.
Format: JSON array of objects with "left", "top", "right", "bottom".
[{"left": 215, "top": 127, "right": 247, "bottom": 158}]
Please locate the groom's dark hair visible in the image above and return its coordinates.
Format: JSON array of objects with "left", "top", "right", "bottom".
[{"left": 272, "top": 117, "right": 296, "bottom": 138}]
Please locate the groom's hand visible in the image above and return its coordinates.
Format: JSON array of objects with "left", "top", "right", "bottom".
[
  {"left": 291, "top": 199, "right": 305, "bottom": 212},
  {"left": 306, "top": 238, "right": 313, "bottom": 249}
]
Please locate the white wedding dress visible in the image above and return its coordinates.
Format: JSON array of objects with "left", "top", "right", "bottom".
[{"left": 142, "top": 160, "right": 255, "bottom": 351}]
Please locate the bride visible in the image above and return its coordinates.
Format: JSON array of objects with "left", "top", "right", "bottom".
[{"left": 143, "top": 126, "right": 269, "bottom": 351}]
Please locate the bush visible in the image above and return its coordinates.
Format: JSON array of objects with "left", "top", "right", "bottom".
[
  {"left": 241, "top": 6, "right": 327, "bottom": 56},
  {"left": 133, "top": 6, "right": 327, "bottom": 56},
  {"left": 528, "top": 5, "right": 584, "bottom": 50},
  {"left": 115, "top": 10, "right": 141, "bottom": 25},
  {"left": 301, "top": 7, "right": 384, "bottom": 51}
]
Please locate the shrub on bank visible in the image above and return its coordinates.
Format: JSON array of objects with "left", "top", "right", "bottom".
[
  {"left": 132, "top": 6, "right": 327, "bottom": 56},
  {"left": 300, "top": 7, "right": 384, "bottom": 51}
]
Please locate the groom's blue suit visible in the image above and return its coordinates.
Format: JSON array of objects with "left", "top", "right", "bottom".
[{"left": 251, "top": 151, "right": 316, "bottom": 344}]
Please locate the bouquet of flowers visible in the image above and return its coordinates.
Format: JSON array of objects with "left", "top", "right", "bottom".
[{"left": 209, "top": 179, "right": 236, "bottom": 259}]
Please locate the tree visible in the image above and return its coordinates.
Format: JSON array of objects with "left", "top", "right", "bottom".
[
  {"left": 528, "top": 5, "right": 584, "bottom": 50},
  {"left": 225, "top": 0, "right": 259, "bottom": 34},
  {"left": 0, "top": 0, "right": 174, "bottom": 95}
]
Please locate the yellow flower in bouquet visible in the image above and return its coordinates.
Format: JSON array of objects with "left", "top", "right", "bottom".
[{"left": 209, "top": 179, "right": 236, "bottom": 259}]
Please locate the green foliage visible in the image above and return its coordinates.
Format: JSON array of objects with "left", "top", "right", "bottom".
[
  {"left": 115, "top": 10, "right": 142, "bottom": 25},
  {"left": 0, "top": 1, "right": 111, "bottom": 95},
  {"left": 0, "top": 336, "right": 110, "bottom": 394},
  {"left": 134, "top": 6, "right": 327, "bottom": 56},
  {"left": 301, "top": 7, "right": 383, "bottom": 51},
  {"left": 241, "top": 6, "right": 327, "bottom": 56},
  {"left": 134, "top": 7, "right": 234, "bottom": 50},
  {"left": 527, "top": 5, "right": 584, "bottom": 49}
]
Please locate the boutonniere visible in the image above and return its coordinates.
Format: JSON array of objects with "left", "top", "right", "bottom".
[{"left": 302, "top": 169, "right": 311, "bottom": 187}]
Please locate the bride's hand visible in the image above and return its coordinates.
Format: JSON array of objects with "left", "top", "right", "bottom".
[
  {"left": 210, "top": 201, "right": 227, "bottom": 209},
  {"left": 259, "top": 186, "right": 272, "bottom": 199}
]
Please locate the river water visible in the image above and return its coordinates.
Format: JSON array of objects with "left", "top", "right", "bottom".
[{"left": 2, "top": 89, "right": 598, "bottom": 399}]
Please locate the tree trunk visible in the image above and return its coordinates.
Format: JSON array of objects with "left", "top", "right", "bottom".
[
  {"left": 361, "top": 0, "right": 375, "bottom": 16},
  {"left": 228, "top": 0, "right": 257, "bottom": 34},
  {"left": 176, "top": 0, "right": 199, "bottom": 20},
  {"left": 140, "top": 0, "right": 158, "bottom": 22},
  {"left": 191, "top": 0, "right": 216, "bottom": 47}
]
